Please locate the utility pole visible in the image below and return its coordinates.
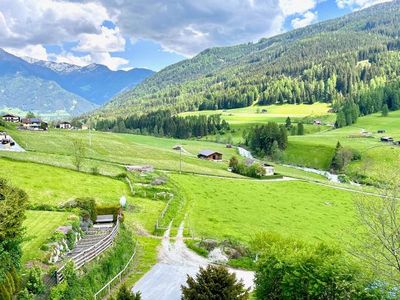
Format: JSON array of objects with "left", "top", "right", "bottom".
[{"left": 180, "top": 146, "right": 182, "bottom": 174}]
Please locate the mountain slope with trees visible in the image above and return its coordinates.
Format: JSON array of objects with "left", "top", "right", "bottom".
[{"left": 97, "top": 0, "right": 400, "bottom": 126}]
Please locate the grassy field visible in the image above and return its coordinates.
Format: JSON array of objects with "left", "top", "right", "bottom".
[
  {"left": 173, "top": 173, "right": 358, "bottom": 244},
  {"left": 282, "top": 111, "right": 400, "bottom": 178},
  {"left": 180, "top": 103, "right": 334, "bottom": 124},
  {"left": 22, "top": 210, "right": 70, "bottom": 262},
  {"left": 1, "top": 124, "right": 240, "bottom": 177},
  {"left": 0, "top": 158, "right": 130, "bottom": 206}
]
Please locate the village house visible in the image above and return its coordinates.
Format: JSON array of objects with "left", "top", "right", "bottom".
[
  {"left": 56, "top": 122, "right": 72, "bottom": 129},
  {"left": 21, "top": 118, "right": 48, "bottom": 131},
  {"left": 2, "top": 114, "right": 20, "bottom": 123},
  {"left": 197, "top": 150, "right": 223, "bottom": 161},
  {"left": 81, "top": 124, "right": 89, "bottom": 130}
]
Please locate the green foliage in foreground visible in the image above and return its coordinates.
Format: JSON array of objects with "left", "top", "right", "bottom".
[
  {"left": 0, "top": 178, "right": 28, "bottom": 298},
  {"left": 181, "top": 265, "right": 249, "bottom": 300},
  {"left": 116, "top": 284, "right": 141, "bottom": 300},
  {"left": 253, "top": 233, "right": 395, "bottom": 300},
  {"left": 49, "top": 225, "right": 136, "bottom": 299}
]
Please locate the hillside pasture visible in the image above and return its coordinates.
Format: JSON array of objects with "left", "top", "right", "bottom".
[
  {"left": 2, "top": 126, "right": 239, "bottom": 177},
  {"left": 283, "top": 111, "right": 400, "bottom": 177},
  {"left": 173, "top": 173, "right": 358, "bottom": 244},
  {"left": 180, "top": 103, "right": 334, "bottom": 124}
]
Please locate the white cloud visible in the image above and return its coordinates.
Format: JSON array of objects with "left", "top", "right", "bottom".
[
  {"left": 99, "top": 0, "right": 286, "bottom": 57},
  {"left": 336, "top": 0, "right": 393, "bottom": 9},
  {"left": 279, "top": 0, "right": 317, "bottom": 16},
  {"left": 74, "top": 26, "right": 126, "bottom": 53},
  {"left": 0, "top": 0, "right": 108, "bottom": 48},
  {"left": 6, "top": 45, "right": 49, "bottom": 61},
  {"left": 291, "top": 11, "right": 318, "bottom": 29}
]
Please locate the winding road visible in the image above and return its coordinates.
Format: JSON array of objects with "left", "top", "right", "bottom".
[{"left": 132, "top": 223, "right": 254, "bottom": 300}]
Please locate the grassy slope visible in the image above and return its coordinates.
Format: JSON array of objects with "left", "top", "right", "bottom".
[
  {"left": 180, "top": 103, "right": 334, "bottom": 124},
  {"left": 2, "top": 126, "right": 240, "bottom": 177},
  {"left": 174, "top": 173, "right": 358, "bottom": 244},
  {"left": 0, "top": 158, "right": 130, "bottom": 206},
  {"left": 284, "top": 111, "right": 400, "bottom": 175},
  {"left": 22, "top": 210, "right": 70, "bottom": 262}
]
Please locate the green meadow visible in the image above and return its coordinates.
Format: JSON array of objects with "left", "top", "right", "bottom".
[
  {"left": 3, "top": 125, "right": 240, "bottom": 177},
  {"left": 283, "top": 111, "right": 400, "bottom": 179},
  {"left": 173, "top": 173, "right": 358, "bottom": 244}
]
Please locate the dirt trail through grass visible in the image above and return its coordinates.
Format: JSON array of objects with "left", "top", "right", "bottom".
[{"left": 132, "top": 223, "right": 254, "bottom": 300}]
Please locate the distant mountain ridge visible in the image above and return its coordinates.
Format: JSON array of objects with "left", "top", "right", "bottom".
[{"left": 0, "top": 49, "right": 154, "bottom": 118}]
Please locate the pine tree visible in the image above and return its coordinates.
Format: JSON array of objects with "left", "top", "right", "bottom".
[
  {"left": 382, "top": 103, "right": 389, "bottom": 117},
  {"left": 285, "top": 117, "right": 292, "bottom": 129}
]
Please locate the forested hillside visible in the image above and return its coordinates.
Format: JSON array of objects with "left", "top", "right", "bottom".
[{"left": 97, "top": 0, "right": 400, "bottom": 126}]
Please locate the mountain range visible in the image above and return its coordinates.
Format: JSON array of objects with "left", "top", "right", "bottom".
[
  {"left": 0, "top": 49, "right": 154, "bottom": 118},
  {"left": 96, "top": 0, "right": 400, "bottom": 119}
]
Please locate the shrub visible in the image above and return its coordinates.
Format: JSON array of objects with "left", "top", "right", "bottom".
[
  {"left": 96, "top": 204, "right": 120, "bottom": 221},
  {"left": 252, "top": 232, "right": 378, "bottom": 299},
  {"left": 181, "top": 265, "right": 249, "bottom": 300},
  {"left": 26, "top": 266, "right": 45, "bottom": 295},
  {"left": 116, "top": 284, "right": 141, "bottom": 300}
]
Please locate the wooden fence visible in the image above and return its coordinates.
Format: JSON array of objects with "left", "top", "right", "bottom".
[
  {"left": 93, "top": 242, "right": 138, "bottom": 300},
  {"left": 56, "top": 218, "right": 120, "bottom": 283}
]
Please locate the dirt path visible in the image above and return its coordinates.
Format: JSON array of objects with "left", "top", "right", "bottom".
[{"left": 132, "top": 223, "right": 254, "bottom": 300}]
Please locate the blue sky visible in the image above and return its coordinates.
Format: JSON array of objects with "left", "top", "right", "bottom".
[{"left": 0, "top": 0, "right": 391, "bottom": 71}]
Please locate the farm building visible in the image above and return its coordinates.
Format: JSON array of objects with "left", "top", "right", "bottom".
[
  {"left": 381, "top": 136, "right": 394, "bottom": 143},
  {"left": 56, "top": 122, "right": 72, "bottom": 129},
  {"left": 173, "top": 145, "right": 182, "bottom": 151},
  {"left": 81, "top": 124, "right": 89, "bottom": 130},
  {"left": 2, "top": 114, "right": 20, "bottom": 123},
  {"left": 263, "top": 164, "right": 275, "bottom": 176},
  {"left": 197, "top": 150, "right": 223, "bottom": 161},
  {"left": 20, "top": 118, "right": 48, "bottom": 131}
]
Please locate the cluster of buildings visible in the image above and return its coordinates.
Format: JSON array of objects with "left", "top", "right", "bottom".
[
  {"left": 2, "top": 113, "right": 89, "bottom": 131},
  {"left": 2, "top": 114, "right": 48, "bottom": 131}
]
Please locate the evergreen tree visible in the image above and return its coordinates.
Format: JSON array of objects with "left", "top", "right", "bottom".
[
  {"left": 382, "top": 103, "right": 389, "bottom": 117},
  {"left": 181, "top": 265, "right": 249, "bottom": 300},
  {"left": 297, "top": 122, "right": 304, "bottom": 135},
  {"left": 285, "top": 117, "right": 292, "bottom": 129}
]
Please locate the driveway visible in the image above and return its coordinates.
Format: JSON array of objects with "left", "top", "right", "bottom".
[
  {"left": 132, "top": 223, "right": 254, "bottom": 300},
  {"left": 0, "top": 134, "right": 25, "bottom": 152}
]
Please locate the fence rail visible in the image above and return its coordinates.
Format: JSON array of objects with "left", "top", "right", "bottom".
[
  {"left": 56, "top": 218, "right": 120, "bottom": 283},
  {"left": 94, "top": 242, "right": 138, "bottom": 300}
]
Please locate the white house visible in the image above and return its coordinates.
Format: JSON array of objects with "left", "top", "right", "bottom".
[
  {"left": 57, "top": 122, "right": 72, "bottom": 129},
  {"left": 2, "top": 114, "right": 20, "bottom": 123}
]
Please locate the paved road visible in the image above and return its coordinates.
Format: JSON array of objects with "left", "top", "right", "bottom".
[
  {"left": 0, "top": 134, "right": 25, "bottom": 152},
  {"left": 132, "top": 223, "right": 254, "bottom": 300}
]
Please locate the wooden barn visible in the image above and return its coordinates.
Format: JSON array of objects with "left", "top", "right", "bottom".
[{"left": 197, "top": 150, "right": 223, "bottom": 161}]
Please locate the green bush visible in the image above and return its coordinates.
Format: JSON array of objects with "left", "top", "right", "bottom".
[
  {"left": 96, "top": 204, "right": 120, "bottom": 221},
  {"left": 26, "top": 266, "right": 45, "bottom": 295},
  {"left": 252, "top": 232, "right": 379, "bottom": 299},
  {"left": 116, "top": 284, "right": 141, "bottom": 300}
]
